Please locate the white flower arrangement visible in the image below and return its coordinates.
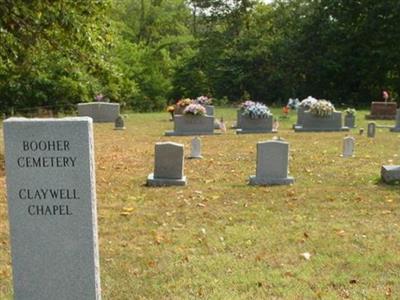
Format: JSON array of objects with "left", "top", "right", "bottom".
[
  {"left": 241, "top": 101, "right": 272, "bottom": 119},
  {"left": 287, "top": 98, "right": 300, "bottom": 109},
  {"left": 299, "top": 96, "right": 318, "bottom": 109},
  {"left": 308, "top": 99, "right": 335, "bottom": 117},
  {"left": 183, "top": 103, "right": 206, "bottom": 116},
  {"left": 195, "top": 96, "right": 212, "bottom": 106}
]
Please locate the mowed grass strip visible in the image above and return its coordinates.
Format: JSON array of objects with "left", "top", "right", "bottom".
[{"left": 0, "top": 108, "right": 399, "bottom": 299}]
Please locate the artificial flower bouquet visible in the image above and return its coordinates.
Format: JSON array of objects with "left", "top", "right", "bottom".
[
  {"left": 299, "top": 96, "right": 318, "bottom": 109},
  {"left": 240, "top": 101, "right": 272, "bottom": 119},
  {"left": 183, "top": 103, "right": 206, "bottom": 116},
  {"left": 176, "top": 98, "right": 193, "bottom": 108},
  {"left": 308, "top": 99, "right": 335, "bottom": 117},
  {"left": 195, "top": 96, "right": 212, "bottom": 106}
]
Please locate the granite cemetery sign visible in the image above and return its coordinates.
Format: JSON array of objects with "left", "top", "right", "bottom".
[{"left": 3, "top": 117, "right": 101, "bottom": 300}]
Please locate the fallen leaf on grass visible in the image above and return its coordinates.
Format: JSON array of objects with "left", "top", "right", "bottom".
[
  {"left": 122, "top": 207, "right": 135, "bottom": 212},
  {"left": 287, "top": 190, "right": 296, "bottom": 197},
  {"left": 147, "top": 260, "right": 157, "bottom": 268},
  {"left": 155, "top": 232, "right": 164, "bottom": 244},
  {"left": 300, "top": 252, "right": 311, "bottom": 260},
  {"left": 336, "top": 230, "right": 346, "bottom": 236}
]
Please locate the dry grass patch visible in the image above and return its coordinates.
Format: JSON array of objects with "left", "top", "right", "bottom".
[{"left": 0, "top": 108, "right": 399, "bottom": 299}]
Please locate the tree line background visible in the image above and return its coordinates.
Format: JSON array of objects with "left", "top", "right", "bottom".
[{"left": 1, "top": 0, "right": 399, "bottom": 114}]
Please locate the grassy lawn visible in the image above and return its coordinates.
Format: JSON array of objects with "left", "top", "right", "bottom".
[{"left": 0, "top": 108, "right": 399, "bottom": 299}]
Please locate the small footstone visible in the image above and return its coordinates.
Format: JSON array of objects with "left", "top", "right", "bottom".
[{"left": 381, "top": 165, "right": 400, "bottom": 183}]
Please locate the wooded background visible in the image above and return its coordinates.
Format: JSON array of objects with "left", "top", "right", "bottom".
[{"left": 1, "top": 0, "right": 399, "bottom": 114}]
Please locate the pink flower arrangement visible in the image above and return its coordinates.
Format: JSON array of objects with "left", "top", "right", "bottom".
[
  {"left": 183, "top": 104, "right": 206, "bottom": 116},
  {"left": 383, "top": 90, "right": 389, "bottom": 101},
  {"left": 95, "top": 93, "right": 104, "bottom": 102},
  {"left": 240, "top": 100, "right": 256, "bottom": 110},
  {"left": 195, "top": 96, "right": 212, "bottom": 105}
]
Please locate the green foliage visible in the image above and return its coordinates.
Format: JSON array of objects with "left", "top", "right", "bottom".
[
  {"left": 1, "top": 0, "right": 400, "bottom": 112},
  {"left": 0, "top": 0, "right": 127, "bottom": 113}
]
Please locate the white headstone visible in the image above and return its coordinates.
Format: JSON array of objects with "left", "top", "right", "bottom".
[
  {"left": 147, "top": 142, "right": 187, "bottom": 186},
  {"left": 189, "top": 137, "right": 202, "bottom": 159},
  {"left": 249, "top": 140, "right": 294, "bottom": 185},
  {"left": 342, "top": 136, "right": 355, "bottom": 157},
  {"left": 3, "top": 117, "right": 101, "bottom": 300}
]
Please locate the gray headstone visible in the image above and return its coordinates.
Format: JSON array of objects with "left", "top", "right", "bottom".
[
  {"left": 367, "top": 122, "right": 376, "bottom": 137},
  {"left": 390, "top": 109, "right": 400, "bottom": 132},
  {"left": 205, "top": 105, "right": 214, "bottom": 116},
  {"left": 165, "top": 115, "right": 216, "bottom": 136},
  {"left": 249, "top": 140, "right": 294, "bottom": 185},
  {"left": 77, "top": 102, "right": 120, "bottom": 123},
  {"left": 344, "top": 115, "right": 356, "bottom": 128},
  {"left": 189, "top": 137, "right": 202, "bottom": 159},
  {"left": 114, "top": 115, "right": 125, "bottom": 130},
  {"left": 147, "top": 142, "right": 187, "bottom": 186},
  {"left": 342, "top": 136, "right": 355, "bottom": 158},
  {"left": 294, "top": 106, "right": 306, "bottom": 128},
  {"left": 294, "top": 111, "right": 349, "bottom": 132},
  {"left": 381, "top": 165, "right": 400, "bottom": 183},
  {"left": 236, "top": 115, "right": 276, "bottom": 134},
  {"left": 3, "top": 117, "right": 101, "bottom": 300}
]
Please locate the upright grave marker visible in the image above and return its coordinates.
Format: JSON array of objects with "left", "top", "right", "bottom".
[
  {"left": 365, "top": 101, "right": 397, "bottom": 120},
  {"left": 342, "top": 136, "right": 355, "bottom": 158},
  {"left": 249, "top": 139, "right": 294, "bottom": 185},
  {"left": 189, "top": 137, "right": 203, "bottom": 159},
  {"left": 147, "top": 142, "right": 187, "bottom": 186},
  {"left": 390, "top": 109, "right": 400, "bottom": 132},
  {"left": 77, "top": 102, "right": 119, "bottom": 123},
  {"left": 114, "top": 115, "right": 126, "bottom": 130},
  {"left": 3, "top": 117, "right": 101, "bottom": 300},
  {"left": 367, "top": 122, "right": 376, "bottom": 138}
]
